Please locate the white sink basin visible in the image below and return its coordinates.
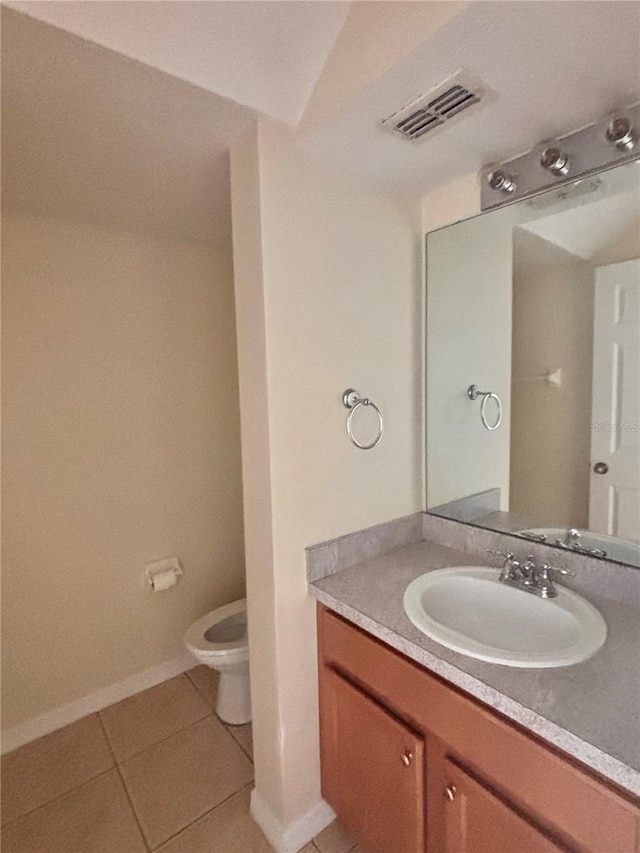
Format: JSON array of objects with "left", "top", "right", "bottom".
[{"left": 403, "top": 567, "right": 607, "bottom": 668}]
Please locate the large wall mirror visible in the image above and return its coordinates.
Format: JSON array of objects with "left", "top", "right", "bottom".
[{"left": 425, "top": 159, "right": 640, "bottom": 568}]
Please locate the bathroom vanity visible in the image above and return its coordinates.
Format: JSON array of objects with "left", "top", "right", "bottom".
[
  {"left": 317, "top": 605, "right": 639, "bottom": 853},
  {"left": 308, "top": 516, "right": 640, "bottom": 853}
]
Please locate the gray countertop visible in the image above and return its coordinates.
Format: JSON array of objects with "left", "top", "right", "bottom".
[{"left": 308, "top": 539, "right": 640, "bottom": 798}]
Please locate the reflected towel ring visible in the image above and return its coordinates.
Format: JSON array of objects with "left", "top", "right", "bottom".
[
  {"left": 343, "top": 388, "right": 384, "bottom": 450},
  {"left": 467, "top": 384, "right": 503, "bottom": 431}
]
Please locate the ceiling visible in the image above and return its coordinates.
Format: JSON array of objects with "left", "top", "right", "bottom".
[
  {"left": 2, "top": 1, "right": 640, "bottom": 245},
  {"left": 1, "top": 8, "right": 255, "bottom": 246},
  {"left": 4, "top": 1, "right": 350, "bottom": 126},
  {"left": 523, "top": 190, "right": 640, "bottom": 267},
  {"left": 304, "top": 1, "right": 640, "bottom": 199},
  {"left": 1, "top": 2, "right": 352, "bottom": 245}
]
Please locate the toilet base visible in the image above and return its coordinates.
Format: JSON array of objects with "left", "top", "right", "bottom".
[{"left": 216, "top": 663, "right": 252, "bottom": 725}]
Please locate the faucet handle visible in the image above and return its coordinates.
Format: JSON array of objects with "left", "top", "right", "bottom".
[
  {"left": 540, "top": 563, "right": 575, "bottom": 579},
  {"left": 487, "top": 549, "right": 518, "bottom": 582}
]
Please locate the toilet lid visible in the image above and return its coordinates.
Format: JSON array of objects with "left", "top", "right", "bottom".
[{"left": 184, "top": 598, "right": 248, "bottom": 653}]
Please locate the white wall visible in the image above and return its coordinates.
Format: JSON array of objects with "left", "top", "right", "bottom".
[
  {"left": 1, "top": 214, "right": 245, "bottom": 731},
  {"left": 229, "top": 126, "right": 284, "bottom": 820},
  {"left": 231, "top": 120, "right": 422, "bottom": 842}
]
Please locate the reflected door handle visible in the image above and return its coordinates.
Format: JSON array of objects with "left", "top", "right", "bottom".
[{"left": 593, "top": 462, "right": 609, "bottom": 475}]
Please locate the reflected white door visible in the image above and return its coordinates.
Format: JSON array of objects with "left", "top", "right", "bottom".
[{"left": 590, "top": 260, "right": 640, "bottom": 538}]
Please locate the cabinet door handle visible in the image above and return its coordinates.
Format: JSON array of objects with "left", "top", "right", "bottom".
[
  {"left": 401, "top": 750, "right": 413, "bottom": 766},
  {"left": 445, "top": 784, "right": 457, "bottom": 802}
]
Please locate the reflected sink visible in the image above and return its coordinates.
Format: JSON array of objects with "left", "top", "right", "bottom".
[
  {"left": 520, "top": 528, "right": 640, "bottom": 567},
  {"left": 403, "top": 567, "right": 607, "bottom": 668}
]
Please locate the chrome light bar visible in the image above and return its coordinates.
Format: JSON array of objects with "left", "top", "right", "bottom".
[{"left": 480, "top": 102, "right": 640, "bottom": 211}]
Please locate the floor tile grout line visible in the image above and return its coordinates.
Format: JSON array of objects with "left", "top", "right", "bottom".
[
  {"left": 182, "top": 668, "right": 255, "bottom": 764},
  {"left": 225, "top": 724, "right": 254, "bottom": 764},
  {"left": 147, "top": 780, "right": 255, "bottom": 851},
  {"left": 106, "top": 707, "right": 215, "bottom": 768},
  {"left": 97, "top": 714, "right": 151, "bottom": 853},
  {"left": 98, "top": 673, "right": 214, "bottom": 765},
  {"left": 0, "top": 763, "right": 116, "bottom": 830},
  {"left": 313, "top": 833, "right": 357, "bottom": 853},
  {"left": 97, "top": 678, "right": 253, "bottom": 849},
  {"left": 2, "top": 677, "right": 253, "bottom": 847},
  {"left": 183, "top": 667, "right": 198, "bottom": 685},
  {"left": 0, "top": 712, "right": 116, "bottom": 828},
  {"left": 100, "top": 675, "right": 254, "bottom": 850},
  {"left": 184, "top": 667, "right": 218, "bottom": 710}
]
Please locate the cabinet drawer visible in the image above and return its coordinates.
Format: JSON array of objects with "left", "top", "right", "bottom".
[{"left": 318, "top": 605, "right": 640, "bottom": 853}]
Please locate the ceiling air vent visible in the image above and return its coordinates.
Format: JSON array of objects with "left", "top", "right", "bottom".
[{"left": 381, "top": 70, "right": 496, "bottom": 143}]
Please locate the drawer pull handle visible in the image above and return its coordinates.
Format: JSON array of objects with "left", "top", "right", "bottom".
[
  {"left": 401, "top": 750, "right": 413, "bottom": 766},
  {"left": 445, "top": 784, "right": 457, "bottom": 802}
]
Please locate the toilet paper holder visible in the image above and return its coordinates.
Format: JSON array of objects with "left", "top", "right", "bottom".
[{"left": 145, "top": 556, "right": 183, "bottom": 591}]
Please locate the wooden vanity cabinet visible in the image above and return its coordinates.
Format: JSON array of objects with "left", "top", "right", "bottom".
[
  {"left": 322, "top": 667, "right": 425, "bottom": 853},
  {"left": 317, "top": 605, "right": 640, "bottom": 853},
  {"left": 440, "top": 758, "right": 566, "bottom": 853}
]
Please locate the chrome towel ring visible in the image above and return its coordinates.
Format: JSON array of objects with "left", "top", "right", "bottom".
[
  {"left": 467, "top": 384, "right": 503, "bottom": 431},
  {"left": 342, "top": 389, "right": 384, "bottom": 450}
]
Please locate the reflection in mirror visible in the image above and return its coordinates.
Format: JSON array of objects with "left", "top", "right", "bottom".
[{"left": 425, "top": 160, "right": 640, "bottom": 568}]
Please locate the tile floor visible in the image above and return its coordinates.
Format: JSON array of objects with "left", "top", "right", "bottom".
[{"left": 1, "top": 667, "right": 362, "bottom": 853}]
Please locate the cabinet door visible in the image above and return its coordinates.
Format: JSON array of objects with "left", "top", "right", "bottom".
[
  {"left": 320, "top": 666, "right": 425, "bottom": 853},
  {"left": 443, "top": 759, "right": 570, "bottom": 853}
]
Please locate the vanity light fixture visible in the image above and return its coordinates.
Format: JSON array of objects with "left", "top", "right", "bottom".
[
  {"left": 487, "top": 168, "right": 517, "bottom": 194},
  {"left": 480, "top": 100, "right": 640, "bottom": 210},
  {"left": 606, "top": 115, "right": 636, "bottom": 152},
  {"left": 540, "top": 145, "right": 570, "bottom": 176}
]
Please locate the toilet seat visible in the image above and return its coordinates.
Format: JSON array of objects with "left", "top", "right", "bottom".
[
  {"left": 184, "top": 598, "right": 249, "bottom": 666},
  {"left": 184, "top": 596, "right": 251, "bottom": 724}
]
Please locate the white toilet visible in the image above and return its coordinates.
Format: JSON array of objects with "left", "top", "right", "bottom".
[{"left": 184, "top": 598, "right": 251, "bottom": 725}]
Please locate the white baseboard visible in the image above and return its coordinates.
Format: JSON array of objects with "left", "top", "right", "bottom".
[
  {"left": 1, "top": 653, "right": 194, "bottom": 755},
  {"left": 250, "top": 787, "right": 336, "bottom": 853}
]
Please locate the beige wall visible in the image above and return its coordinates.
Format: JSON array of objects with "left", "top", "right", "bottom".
[
  {"left": 421, "top": 172, "right": 480, "bottom": 235},
  {"left": 231, "top": 120, "right": 422, "bottom": 836},
  {"left": 1, "top": 214, "right": 245, "bottom": 730},
  {"left": 510, "top": 229, "right": 594, "bottom": 527}
]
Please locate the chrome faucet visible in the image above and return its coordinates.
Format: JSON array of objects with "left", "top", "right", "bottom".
[
  {"left": 535, "top": 562, "right": 576, "bottom": 598},
  {"left": 487, "top": 550, "right": 575, "bottom": 599}
]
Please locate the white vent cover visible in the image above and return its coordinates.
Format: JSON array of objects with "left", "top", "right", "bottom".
[{"left": 380, "top": 70, "right": 496, "bottom": 143}]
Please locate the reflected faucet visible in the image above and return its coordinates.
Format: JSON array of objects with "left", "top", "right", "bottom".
[
  {"left": 563, "top": 528, "right": 581, "bottom": 547},
  {"left": 555, "top": 529, "right": 607, "bottom": 559}
]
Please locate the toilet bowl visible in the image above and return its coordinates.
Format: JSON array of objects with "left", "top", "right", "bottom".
[{"left": 184, "top": 598, "right": 251, "bottom": 725}]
